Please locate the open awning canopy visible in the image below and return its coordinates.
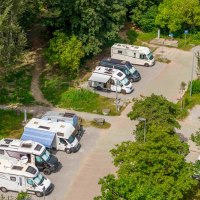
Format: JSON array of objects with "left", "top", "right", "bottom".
[
  {"left": 21, "top": 128, "right": 55, "bottom": 149},
  {"left": 88, "top": 73, "right": 110, "bottom": 83}
]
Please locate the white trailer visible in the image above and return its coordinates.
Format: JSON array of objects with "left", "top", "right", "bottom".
[
  {"left": 111, "top": 43, "right": 155, "bottom": 67},
  {"left": 0, "top": 159, "right": 53, "bottom": 197},
  {"left": 21, "top": 118, "right": 81, "bottom": 153},
  {"left": 88, "top": 66, "right": 134, "bottom": 94},
  {"left": 0, "top": 139, "right": 60, "bottom": 175}
]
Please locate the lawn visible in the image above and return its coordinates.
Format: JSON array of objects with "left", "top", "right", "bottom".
[
  {"left": 0, "top": 65, "right": 34, "bottom": 104},
  {"left": 0, "top": 109, "right": 25, "bottom": 139},
  {"left": 40, "top": 74, "right": 121, "bottom": 115}
]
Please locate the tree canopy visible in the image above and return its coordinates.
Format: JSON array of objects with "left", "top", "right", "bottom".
[
  {"left": 96, "top": 95, "right": 198, "bottom": 200},
  {"left": 156, "top": 0, "right": 200, "bottom": 32}
]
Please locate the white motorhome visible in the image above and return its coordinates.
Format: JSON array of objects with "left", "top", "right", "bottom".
[
  {"left": 0, "top": 139, "right": 60, "bottom": 175},
  {"left": 111, "top": 43, "right": 155, "bottom": 67},
  {"left": 41, "top": 111, "right": 84, "bottom": 138},
  {"left": 0, "top": 159, "right": 53, "bottom": 197},
  {"left": 21, "top": 118, "right": 81, "bottom": 153},
  {"left": 88, "top": 66, "right": 133, "bottom": 94}
]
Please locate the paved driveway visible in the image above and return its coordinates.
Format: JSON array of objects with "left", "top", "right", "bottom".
[{"left": 0, "top": 46, "right": 198, "bottom": 200}]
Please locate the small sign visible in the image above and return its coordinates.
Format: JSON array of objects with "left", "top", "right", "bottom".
[
  {"left": 184, "top": 30, "right": 189, "bottom": 34},
  {"left": 169, "top": 33, "right": 173, "bottom": 37}
]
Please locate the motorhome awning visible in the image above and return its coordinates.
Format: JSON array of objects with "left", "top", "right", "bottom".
[
  {"left": 21, "top": 128, "right": 55, "bottom": 149},
  {"left": 88, "top": 73, "right": 110, "bottom": 83}
]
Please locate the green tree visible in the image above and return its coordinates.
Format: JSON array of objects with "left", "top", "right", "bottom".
[
  {"left": 125, "top": 0, "right": 163, "bottom": 28},
  {"left": 39, "top": 0, "right": 126, "bottom": 55},
  {"left": 128, "top": 94, "right": 180, "bottom": 141},
  {"left": 0, "top": 0, "right": 26, "bottom": 68},
  {"left": 96, "top": 131, "right": 198, "bottom": 200},
  {"left": 45, "top": 31, "right": 84, "bottom": 73},
  {"left": 156, "top": 0, "right": 200, "bottom": 32}
]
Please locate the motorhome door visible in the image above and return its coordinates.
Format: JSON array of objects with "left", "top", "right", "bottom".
[
  {"left": 18, "top": 176, "right": 26, "bottom": 192},
  {"left": 57, "top": 137, "right": 67, "bottom": 151}
]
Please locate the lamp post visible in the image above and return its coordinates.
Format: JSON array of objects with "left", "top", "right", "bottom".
[
  {"left": 189, "top": 44, "right": 195, "bottom": 97},
  {"left": 137, "top": 117, "right": 146, "bottom": 143}
]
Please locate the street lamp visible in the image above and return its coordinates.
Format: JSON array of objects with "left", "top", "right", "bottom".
[
  {"left": 137, "top": 117, "right": 146, "bottom": 143},
  {"left": 189, "top": 44, "right": 195, "bottom": 97}
]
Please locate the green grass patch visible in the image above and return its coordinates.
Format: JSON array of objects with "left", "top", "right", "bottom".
[
  {"left": 127, "top": 29, "right": 157, "bottom": 44},
  {"left": 177, "top": 80, "right": 200, "bottom": 119},
  {"left": 40, "top": 73, "right": 120, "bottom": 115},
  {"left": 59, "top": 88, "right": 119, "bottom": 115},
  {"left": 90, "top": 121, "right": 111, "bottom": 129},
  {"left": 0, "top": 65, "right": 34, "bottom": 104},
  {"left": 0, "top": 109, "right": 24, "bottom": 139}
]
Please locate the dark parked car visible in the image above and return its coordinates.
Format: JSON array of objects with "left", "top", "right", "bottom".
[{"left": 99, "top": 58, "right": 141, "bottom": 82}]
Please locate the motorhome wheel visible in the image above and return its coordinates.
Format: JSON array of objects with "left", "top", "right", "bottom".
[
  {"left": 1, "top": 187, "right": 7, "bottom": 193},
  {"left": 35, "top": 191, "right": 43, "bottom": 197},
  {"left": 121, "top": 89, "right": 126, "bottom": 94},
  {"left": 97, "top": 86, "right": 102, "bottom": 90},
  {"left": 43, "top": 168, "right": 51, "bottom": 175},
  {"left": 65, "top": 148, "right": 71, "bottom": 154},
  {"left": 130, "top": 78, "right": 134, "bottom": 83},
  {"left": 144, "top": 63, "right": 149, "bottom": 67}
]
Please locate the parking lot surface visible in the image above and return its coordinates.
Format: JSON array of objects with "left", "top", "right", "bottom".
[{"left": 1, "top": 46, "right": 198, "bottom": 200}]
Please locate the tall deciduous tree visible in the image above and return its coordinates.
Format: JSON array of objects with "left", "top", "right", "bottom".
[
  {"left": 156, "top": 0, "right": 200, "bottom": 32},
  {"left": 45, "top": 31, "right": 84, "bottom": 73},
  {"left": 0, "top": 0, "right": 26, "bottom": 68},
  {"left": 128, "top": 94, "right": 180, "bottom": 141},
  {"left": 40, "top": 0, "right": 126, "bottom": 55}
]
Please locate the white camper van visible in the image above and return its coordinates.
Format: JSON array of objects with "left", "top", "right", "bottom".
[
  {"left": 111, "top": 43, "right": 155, "bottom": 67},
  {"left": 88, "top": 66, "right": 134, "bottom": 94},
  {"left": 41, "top": 111, "right": 84, "bottom": 138},
  {"left": 0, "top": 138, "right": 60, "bottom": 175},
  {"left": 0, "top": 159, "right": 53, "bottom": 197},
  {"left": 21, "top": 118, "right": 81, "bottom": 153}
]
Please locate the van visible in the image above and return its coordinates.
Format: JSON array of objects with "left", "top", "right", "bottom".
[
  {"left": 99, "top": 58, "right": 141, "bottom": 82},
  {"left": 0, "top": 138, "right": 60, "bottom": 175},
  {"left": 111, "top": 43, "right": 155, "bottom": 67}
]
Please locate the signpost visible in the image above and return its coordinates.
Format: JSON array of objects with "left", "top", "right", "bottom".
[{"left": 184, "top": 30, "right": 189, "bottom": 47}]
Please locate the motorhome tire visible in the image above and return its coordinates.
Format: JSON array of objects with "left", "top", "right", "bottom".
[
  {"left": 144, "top": 63, "right": 149, "bottom": 67},
  {"left": 65, "top": 149, "right": 71, "bottom": 154},
  {"left": 1, "top": 187, "right": 7, "bottom": 193},
  {"left": 96, "top": 86, "right": 101, "bottom": 90},
  {"left": 121, "top": 89, "right": 126, "bottom": 94},
  {"left": 43, "top": 168, "right": 51, "bottom": 175},
  {"left": 36, "top": 191, "right": 43, "bottom": 197}
]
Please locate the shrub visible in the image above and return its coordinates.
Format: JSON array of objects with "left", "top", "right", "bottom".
[{"left": 192, "top": 80, "right": 200, "bottom": 94}]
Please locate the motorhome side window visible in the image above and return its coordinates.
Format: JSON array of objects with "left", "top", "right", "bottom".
[
  {"left": 134, "top": 53, "right": 136, "bottom": 58},
  {"left": 118, "top": 50, "right": 122, "bottom": 54},
  {"left": 27, "top": 179, "right": 34, "bottom": 186},
  {"left": 140, "top": 54, "right": 145, "bottom": 59},
  {"left": 10, "top": 176, "right": 16, "bottom": 181},
  {"left": 35, "top": 156, "right": 43, "bottom": 163},
  {"left": 6, "top": 151, "right": 20, "bottom": 159},
  {"left": 59, "top": 138, "right": 67, "bottom": 145},
  {"left": 57, "top": 119, "right": 65, "bottom": 122}
]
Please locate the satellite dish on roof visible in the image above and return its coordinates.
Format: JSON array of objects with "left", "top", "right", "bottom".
[{"left": 20, "top": 156, "right": 28, "bottom": 164}]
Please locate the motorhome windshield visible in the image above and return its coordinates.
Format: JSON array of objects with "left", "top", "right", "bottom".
[
  {"left": 147, "top": 52, "right": 154, "bottom": 60},
  {"left": 120, "top": 78, "right": 129, "bottom": 86},
  {"left": 67, "top": 135, "right": 75, "bottom": 144},
  {"left": 33, "top": 173, "right": 44, "bottom": 185},
  {"left": 41, "top": 150, "right": 51, "bottom": 162}
]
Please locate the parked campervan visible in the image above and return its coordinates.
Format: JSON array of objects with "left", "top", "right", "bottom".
[
  {"left": 41, "top": 111, "right": 84, "bottom": 137},
  {"left": 0, "top": 138, "right": 60, "bottom": 175},
  {"left": 21, "top": 118, "right": 81, "bottom": 153},
  {"left": 111, "top": 43, "right": 155, "bottom": 67},
  {"left": 99, "top": 58, "right": 141, "bottom": 82},
  {"left": 88, "top": 66, "right": 133, "bottom": 94},
  {"left": 0, "top": 158, "right": 53, "bottom": 197}
]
